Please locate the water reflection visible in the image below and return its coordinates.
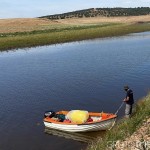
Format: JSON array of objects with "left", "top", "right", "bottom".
[{"left": 44, "top": 127, "right": 105, "bottom": 143}]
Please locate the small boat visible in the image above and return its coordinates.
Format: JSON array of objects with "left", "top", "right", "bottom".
[{"left": 43, "top": 110, "right": 117, "bottom": 132}]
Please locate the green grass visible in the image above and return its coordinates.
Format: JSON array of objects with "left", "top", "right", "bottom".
[
  {"left": 87, "top": 93, "right": 150, "bottom": 150},
  {"left": 0, "top": 23, "right": 117, "bottom": 37},
  {"left": 0, "top": 23, "right": 150, "bottom": 51}
]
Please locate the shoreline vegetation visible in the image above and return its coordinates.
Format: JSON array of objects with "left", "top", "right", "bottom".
[
  {"left": 0, "top": 15, "right": 150, "bottom": 51},
  {"left": 87, "top": 93, "right": 150, "bottom": 150}
]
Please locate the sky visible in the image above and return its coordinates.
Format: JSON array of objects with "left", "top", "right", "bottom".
[{"left": 0, "top": 0, "right": 150, "bottom": 19}]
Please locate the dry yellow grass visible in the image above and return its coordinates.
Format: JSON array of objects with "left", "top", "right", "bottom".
[
  {"left": 0, "top": 15, "right": 150, "bottom": 33},
  {"left": 58, "top": 15, "right": 150, "bottom": 25},
  {"left": 0, "top": 18, "right": 61, "bottom": 33}
]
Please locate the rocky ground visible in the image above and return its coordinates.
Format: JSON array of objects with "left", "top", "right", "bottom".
[{"left": 114, "top": 118, "right": 150, "bottom": 150}]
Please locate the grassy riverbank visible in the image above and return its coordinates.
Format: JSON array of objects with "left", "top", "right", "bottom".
[
  {"left": 0, "top": 20, "right": 150, "bottom": 51},
  {"left": 87, "top": 93, "right": 150, "bottom": 150}
]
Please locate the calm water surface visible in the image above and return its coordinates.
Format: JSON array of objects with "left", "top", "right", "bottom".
[{"left": 0, "top": 32, "right": 150, "bottom": 150}]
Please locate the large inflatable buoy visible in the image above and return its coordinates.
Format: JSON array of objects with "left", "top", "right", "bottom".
[{"left": 66, "top": 110, "right": 89, "bottom": 124}]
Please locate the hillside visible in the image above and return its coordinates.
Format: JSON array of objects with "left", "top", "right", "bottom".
[
  {"left": 40, "top": 7, "right": 150, "bottom": 20},
  {"left": 1, "top": 15, "right": 150, "bottom": 34}
]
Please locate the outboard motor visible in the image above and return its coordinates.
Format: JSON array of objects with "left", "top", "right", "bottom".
[{"left": 44, "top": 110, "right": 56, "bottom": 118}]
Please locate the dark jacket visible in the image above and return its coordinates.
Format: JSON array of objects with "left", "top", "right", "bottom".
[{"left": 126, "top": 89, "right": 134, "bottom": 105}]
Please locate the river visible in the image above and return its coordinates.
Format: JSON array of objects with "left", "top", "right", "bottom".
[{"left": 0, "top": 32, "right": 150, "bottom": 150}]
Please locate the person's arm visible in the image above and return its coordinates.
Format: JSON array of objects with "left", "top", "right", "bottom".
[
  {"left": 123, "top": 90, "right": 130, "bottom": 102},
  {"left": 123, "top": 97, "right": 129, "bottom": 102}
]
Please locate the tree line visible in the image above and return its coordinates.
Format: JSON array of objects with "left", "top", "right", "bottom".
[{"left": 39, "top": 7, "right": 150, "bottom": 20}]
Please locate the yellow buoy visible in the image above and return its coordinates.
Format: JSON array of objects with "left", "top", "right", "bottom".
[{"left": 66, "top": 110, "right": 89, "bottom": 124}]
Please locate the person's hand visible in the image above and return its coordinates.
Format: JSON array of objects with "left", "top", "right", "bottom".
[{"left": 123, "top": 98, "right": 126, "bottom": 102}]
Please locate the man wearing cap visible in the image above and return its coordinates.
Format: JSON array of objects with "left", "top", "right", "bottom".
[{"left": 123, "top": 85, "right": 134, "bottom": 118}]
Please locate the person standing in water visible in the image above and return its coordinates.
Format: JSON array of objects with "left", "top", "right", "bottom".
[{"left": 123, "top": 85, "right": 134, "bottom": 118}]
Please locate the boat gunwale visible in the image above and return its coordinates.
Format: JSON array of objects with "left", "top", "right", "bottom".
[{"left": 43, "top": 111, "right": 117, "bottom": 125}]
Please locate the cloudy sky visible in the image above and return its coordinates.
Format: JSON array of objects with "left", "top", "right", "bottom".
[{"left": 0, "top": 0, "right": 150, "bottom": 19}]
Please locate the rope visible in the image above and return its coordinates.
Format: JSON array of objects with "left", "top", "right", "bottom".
[
  {"left": 115, "top": 102, "right": 124, "bottom": 115},
  {"left": 108, "top": 102, "right": 124, "bottom": 130},
  {"left": 108, "top": 118, "right": 116, "bottom": 131}
]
